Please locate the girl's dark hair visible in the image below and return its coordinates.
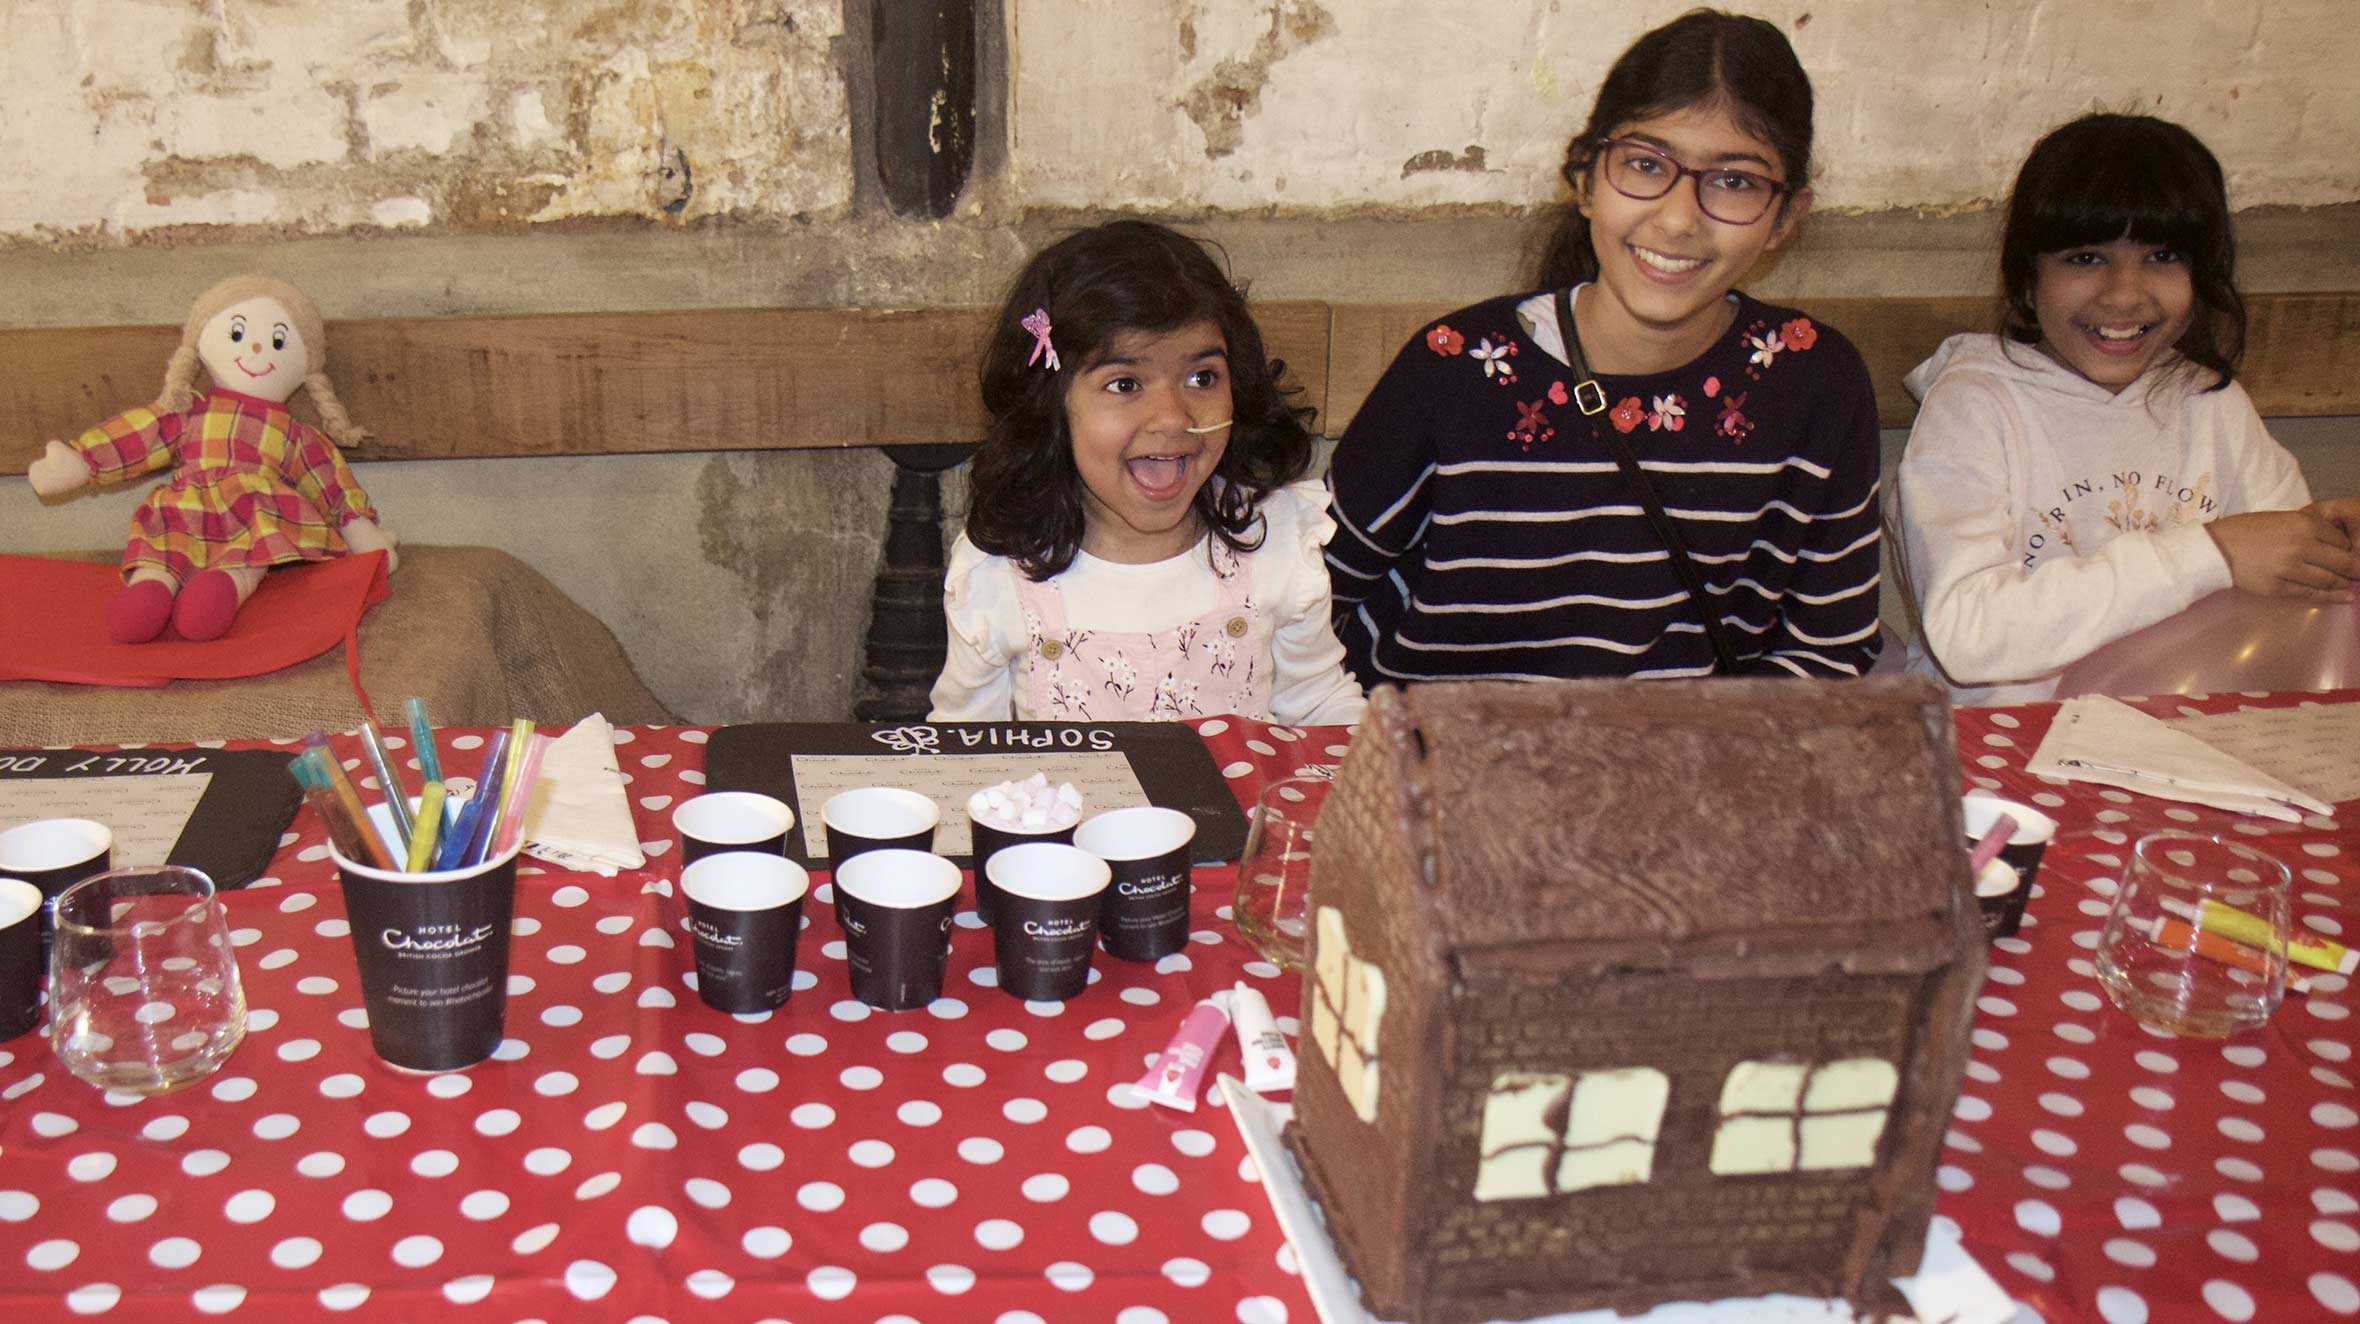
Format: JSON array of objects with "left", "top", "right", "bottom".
[
  {"left": 1999, "top": 113, "right": 2244, "bottom": 391},
  {"left": 968, "top": 219, "right": 1316, "bottom": 580},
  {"left": 1535, "top": 9, "right": 1813, "bottom": 290}
]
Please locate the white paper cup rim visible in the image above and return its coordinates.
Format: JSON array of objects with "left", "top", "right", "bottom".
[
  {"left": 330, "top": 800, "right": 522, "bottom": 881},
  {"left": 682, "top": 852, "right": 811, "bottom": 910},
  {"left": 0, "top": 878, "right": 42, "bottom": 927},
  {"left": 1073, "top": 807, "right": 1196, "bottom": 861},
  {"left": 985, "top": 842, "right": 1112, "bottom": 902},
  {"left": 823, "top": 787, "right": 940, "bottom": 837},
  {"left": 673, "top": 791, "right": 795, "bottom": 843},
  {"left": 0, "top": 817, "right": 112, "bottom": 870},
  {"left": 1960, "top": 793, "right": 2057, "bottom": 845},
  {"left": 836, "top": 849, "right": 962, "bottom": 909}
]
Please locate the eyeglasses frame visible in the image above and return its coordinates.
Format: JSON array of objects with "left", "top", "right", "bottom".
[{"left": 1589, "top": 138, "right": 1792, "bottom": 227}]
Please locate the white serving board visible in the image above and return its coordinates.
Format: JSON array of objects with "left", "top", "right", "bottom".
[{"left": 1221, "top": 1077, "right": 2030, "bottom": 1324}]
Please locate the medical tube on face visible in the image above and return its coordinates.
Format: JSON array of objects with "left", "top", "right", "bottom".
[{"left": 1133, "top": 995, "right": 1231, "bottom": 1113}]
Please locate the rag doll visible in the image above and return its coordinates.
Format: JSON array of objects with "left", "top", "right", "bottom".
[{"left": 27, "top": 275, "right": 397, "bottom": 644}]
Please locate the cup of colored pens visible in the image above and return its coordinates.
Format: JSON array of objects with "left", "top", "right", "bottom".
[{"left": 294, "top": 714, "right": 549, "bottom": 1072}]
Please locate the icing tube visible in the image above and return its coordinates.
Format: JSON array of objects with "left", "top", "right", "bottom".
[
  {"left": 1133, "top": 995, "right": 1231, "bottom": 1112},
  {"left": 1228, "top": 981, "right": 1297, "bottom": 1093},
  {"left": 2163, "top": 897, "right": 2357, "bottom": 975}
]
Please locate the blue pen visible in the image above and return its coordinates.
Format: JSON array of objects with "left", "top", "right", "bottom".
[
  {"left": 435, "top": 731, "right": 508, "bottom": 871},
  {"left": 459, "top": 733, "right": 515, "bottom": 867},
  {"left": 406, "top": 698, "right": 443, "bottom": 786}
]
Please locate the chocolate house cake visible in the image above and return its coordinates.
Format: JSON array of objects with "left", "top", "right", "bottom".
[{"left": 1285, "top": 677, "right": 1986, "bottom": 1322}]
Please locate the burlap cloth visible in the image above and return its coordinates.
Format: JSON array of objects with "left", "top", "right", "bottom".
[{"left": 0, "top": 547, "right": 673, "bottom": 745}]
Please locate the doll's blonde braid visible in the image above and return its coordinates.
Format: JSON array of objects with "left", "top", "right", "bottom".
[
  {"left": 303, "top": 372, "right": 367, "bottom": 448},
  {"left": 156, "top": 345, "right": 204, "bottom": 415}
]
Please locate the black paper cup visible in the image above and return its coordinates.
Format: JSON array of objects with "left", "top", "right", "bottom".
[
  {"left": 673, "top": 791, "right": 795, "bottom": 868},
  {"left": 835, "top": 849, "right": 961, "bottom": 1011},
  {"left": 0, "top": 879, "right": 43, "bottom": 1041},
  {"left": 823, "top": 788, "right": 940, "bottom": 877},
  {"left": 968, "top": 814, "right": 1078, "bottom": 926},
  {"left": 1962, "top": 794, "right": 2058, "bottom": 939},
  {"left": 1075, "top": 807, "right": 1197, "bottom": 963},
  {"left": 985, "top": 843, "right": 1111, "bottom": 1002},
  {"left": 330, "top": 802, "right": 520, "bottom": 1072},
  {"left": 681, "top": 852, "right": 810, "bottom": 1015},
  {"left": 0, "top": 818, "right": 113, "bottom": 943}
]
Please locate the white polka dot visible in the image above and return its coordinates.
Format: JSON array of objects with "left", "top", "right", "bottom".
[
  {"left": 410, "top": 1149, "right": 459, "bottom": 1178},
  {"left": 1202, "top": 1208, "right": 1252, "bottom": 1240},
  {"left": 1173, "top": 1129, "right": 1218, "bottom": 1158},
  {"left": 140, "top": 1116, "right": 190, "bottom": 1142},
  {"left": 107, "top": 1193, "right": 157, "bottom": 1223},
  {"left": 850, "top": 1139, "right": 897, "bottom": 1168},
  {"left": 442, "top": 1275, "right": 494, "bottom": 1305},
  {"left": 148, "top": 1237, "right": 202, "bottom": 1269},
  {"left": 177, "top": 1151, "right": 225, "bottom": 1178},
  {"left": 2318, "top": 1221, "right": 2360, "bottom": 1253},
  {"left": 364, "top": 1110, "right": 411, "bottom": 1137},
  {"left": 524, "top": 1147, "right": 572, "bottom": 1176},
  {"left": 2209, "top": 1228, "right": 2260, "bottom": 1262},
  {"left": 221, "top": 1189, "right": 274, "bottom": 1224},
  {"left": 860, "top": 1221, "right": 910, "bottom": 1253},
  {"left": 391, "top": 1235, "right": 442, "bottom": 1268},
  {"left": 192, "top": 1284, "right": 247, "bottom": 1314},
  {"left": 2096, "top": 1286, "right": 2148, "bottom": 1324},
  {"left": 1088, "top": 1210, "right": 1140, "bottom": 1244},
  {"left": 741, "top": 1225, "right": 792, "bottom": 1259},
  {"left": 460, "top": 1189, "right": 510, "bottom": 1220},
  {"left": 975, "top": 1218, "right": 1024, "bottom": 1250},
  {"left": 1004, "top": 1098, "right": 1048, "bottom": 1124},
  {"left": 887, "top": 1030, "right": 929, "bottom": 1054},
  {"left": 799, "top": 1182, "right": 846, "bottom": 1213},
  {"left": 510, "top": 1222, "right": 560, "bottom": 1255},
  {"left": 959, "top": 1138, "right": 1004, "bottom": 1165},
  {"left": 272, "top": 1237, "right": 322, "bottom": 1268},
  {"left": 2317, "top": 1103, "right": 2360, "bottom": 1130},
  {"left": 564, "top": 1260, "right": 616, "bottom": 1301},
  {"left": 986, "top": 1028, "right": 1028, "bottom": 1051},
  {"left": 1067, "top": 1125, "right": 1113, "bottom": 1154},
  {"left": 25, "top": 1238, "right": 78, "bottom": 1271},
  {"left": 842, "top": 1066, "right": 885, "bottom": 1090},
  {"left": 2031, "top": 1128, "right": 2077, "bottom": 1156},
  {"left": 2202, "top": 1280, "right": 2255, "bottom": 1321},
  {"left": 2124, "top": 1124, "right": 2171, "bottom": 1150},
  {"left": 341, "top": 1189, "right": 393, "bottom": 1222},
  {"left": 627, "top": 1205, "right": 678, "bottom": 1248},
  {"left": 736, "top": 1068, "right": 780, "bottom": 1093},
  {"left": 897, "top": 1100, "right": 943, "bottom": 1127},
  {"left": 2218, "top": 1157, "right": 2265, "bottom": 1182},
  {"left": 631, "top": 1122, "right": 678, "bottom": 1150},
  {"left": 2014, "top": 1200, "right": 2061, "bottom": 1237},
  {"left": 1120, "top": 1310, "right": 1171, "bottom": 1324},
  {"left": 1163, "top": 1256, "right": 1212, "bottom": 1287},
  {"left": 295, "top": 1151, "right": 345, "bottom": 1179},
  {"left": 2218, "top": 1116, "right": 2266, "bottom": 1143},
  {"left": 929, "top": 1263, "right": 977, "bottom": 1295},
  {"left": 2312, "top": 1272, "right": 2360, "bottom": 1315},
  {"left": 2023, "top": 1165, "right": 2071, "bottom": 1190}
]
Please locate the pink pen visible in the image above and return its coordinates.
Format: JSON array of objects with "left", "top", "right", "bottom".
[
  {"left": 492, "top": 734, "right": 549, "bottom": 858},
  {"left": 1133, "top": 995, "right": 1232, "bottom": 1113},
  {"left": 1967, "top": 813, "right": 2018, "bottom": 876}
]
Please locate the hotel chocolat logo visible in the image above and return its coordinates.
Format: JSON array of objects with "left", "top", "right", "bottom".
[
  {"left": 1117, "top": 874, "right": 1180, "bottom": 897},
  {"left": 1023, "top": 917, "right": 1092, "bottom": 939},
  {"left": 690, "top": 920, "right": 741, "bottom": 948},
  {"left": 381, "top": 923, "right": 495, "bottom": 955},
  {"left": 842, "top": 913, "right": 869, "bottom": 937}
]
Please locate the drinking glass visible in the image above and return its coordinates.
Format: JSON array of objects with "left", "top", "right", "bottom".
[
  {"left": 49, "top": 866, "right": 246, "bottom": 1094},
  {"left": 2096, "top": 831, "right": 2292, "bottom": 1038},
  {"left": 1233, "top": 776, "right": 1329, "bottom": 972}
]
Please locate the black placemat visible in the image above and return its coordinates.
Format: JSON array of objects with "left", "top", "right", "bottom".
[
  {"left": 0, "top": 748, "right": 300, "bottom": 891},
  {"left": 704, "top": 721, "right": 1249, "bottom": 869}
]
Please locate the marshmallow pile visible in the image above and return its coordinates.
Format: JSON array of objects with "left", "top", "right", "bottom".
[{"left": 969, "top": 773, "right": 1085, "bottom": 832}]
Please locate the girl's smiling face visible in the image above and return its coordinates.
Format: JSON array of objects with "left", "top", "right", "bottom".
[
  {"left": 1065, "top": 319, "right": 1232, "bottom": 564},
  {"left": 1575, "top": 101, "right": 1808, "bottom": 373},
  {"left": 2031, "top": 238, "right": 2196, "bottom": 393},
  {"left": 196, "top": 296, "right": 310, "bottom": 403}
]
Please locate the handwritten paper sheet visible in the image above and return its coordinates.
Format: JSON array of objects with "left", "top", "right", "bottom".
[
  {"left": 0, "top": 773, "right": 213, "bottom": 868},
  {"left": 2167, "top": 703, "right": 2360, "bottom": 807},
  {"left": 790, "top": 752, "right": 1149, "bottom": 857}
]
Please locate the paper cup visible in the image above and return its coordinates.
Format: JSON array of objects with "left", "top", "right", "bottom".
[
  {"left": 0, "top": 818, "right": 113, "bottom": 945},
  {"left": 681, "top": 852, "right": 810, "bottom": 1014},
  {"left": 0, "top": 879, "right": 43, "bottom": 1041},
  {"left": 835, "top": 849, "right": 961, "bottom": 1011},
  {"left": 823, "top": 788, "right": 941, "bottom": 878},
  {"left": 1075, "top": 807, "right": 1196, "bottom": 963},
  {"left": 330, "top": 803, "right": 520, "bottom": 1073},
  {"left": 985, "top": 842, "right": 1111, "bottom": 1001},
  {"left": 968, "top": 814, "right": 1078, "bottom": 926},
  {"left": 1962, "top": 794, "right": 2057, "bottom": 939},
  {"left": 673, "top": 791, "right": 795, "bottom": 868}
]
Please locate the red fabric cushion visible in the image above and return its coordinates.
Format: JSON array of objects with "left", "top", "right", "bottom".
[{"left": 0, "top": 552, "right": 389, "bottom": 687}]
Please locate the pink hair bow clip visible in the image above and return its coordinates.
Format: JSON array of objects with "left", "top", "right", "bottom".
[{"left": 1020, "top": 307, "right": 1060, "bottom": 371}]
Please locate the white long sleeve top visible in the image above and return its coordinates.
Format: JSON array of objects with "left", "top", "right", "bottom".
[
  {"left": 1894, "top": 334, "right": 2310, "bottom": 705},
  {"left": 928, "top": 481, "right": 1367, "bottom": 725}
]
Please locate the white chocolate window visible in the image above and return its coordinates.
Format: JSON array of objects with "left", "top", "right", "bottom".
[
  {"left": 1709, "top": 1058, "right": 1899, "bottom": 1176},
  {"left": 1474, "top": 1067, "right": 1669, "bottom": 1202},
  {"left": 1311, "top": 905, "right": 1386, "bottom": 1124}
]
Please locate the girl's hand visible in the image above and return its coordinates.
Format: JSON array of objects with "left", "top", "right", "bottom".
[
  {"left": 27, "top": 440, "right": 91, "bottom": 497},
  {"left": 342, "top": 518, "right": 400, "bottom": 575},
  {"left": 2312, "top": 496, "right": 2360, "bottom": 541},
  {"left": 2205, "top": 509, "right": 2360, "bottom": 602}
]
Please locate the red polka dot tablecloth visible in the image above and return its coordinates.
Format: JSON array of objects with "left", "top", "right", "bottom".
[{"left": 1, "top": 700, "right": 2353, "bottom": 1323}]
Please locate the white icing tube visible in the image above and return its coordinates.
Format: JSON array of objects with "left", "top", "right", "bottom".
[
  {"left": 1228, "top": 981, "right": 1296, "bottom": 1093},
  {"left": 1133, "top": 994, "right": 1231, "bottom": 1112}
]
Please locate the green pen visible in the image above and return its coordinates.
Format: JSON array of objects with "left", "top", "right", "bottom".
[{"left": 406, "top": 698, "right": 443, "bottom": 785}]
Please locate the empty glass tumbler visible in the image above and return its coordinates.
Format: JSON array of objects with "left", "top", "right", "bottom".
[
  {"left": 49, "top": 866, "right": 246, "bottom": 1094},
  {"left": 2096, "top": 831, "right": 2292, "bottom": 1038},
  {"left": 1233, "top": 776, "right": 1330, "bottom": 972}
]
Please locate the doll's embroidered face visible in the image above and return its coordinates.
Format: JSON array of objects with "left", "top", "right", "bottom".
[{"left": 197, "top": 296, "right": 311, "bottom": 404}]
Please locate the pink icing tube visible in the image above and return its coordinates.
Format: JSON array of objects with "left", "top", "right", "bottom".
[{"left": 1133, "top": 995, "right": 1232, "bottom": 1113}]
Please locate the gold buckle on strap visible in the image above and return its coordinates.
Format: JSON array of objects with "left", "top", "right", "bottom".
[{"left": 1573, "top": 379, "right": 1608, "bottom": 416}]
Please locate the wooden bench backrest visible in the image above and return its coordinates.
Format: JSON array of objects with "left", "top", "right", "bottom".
[{"left": 5, "top": 293, "right": 2352, "bottom": 469}]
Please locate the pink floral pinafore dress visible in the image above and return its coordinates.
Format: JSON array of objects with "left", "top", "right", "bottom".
[{"left": 1013, "top": 542, "right": 1271, "bottom": 721}]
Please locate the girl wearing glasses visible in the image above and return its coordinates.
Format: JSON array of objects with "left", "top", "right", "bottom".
[
  {"left": 1325, "top": 10, "right": 1882, "bottom": 683},
  {"left": 1892, "top": 114, "right": 2356, "bottom": 703}
]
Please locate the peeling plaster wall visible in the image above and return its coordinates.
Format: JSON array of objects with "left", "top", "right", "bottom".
[
  {"left": 0, "top": 0, "right": 848, "bottom": 242},
  {"left": 1012, "top": 0, "right": 2360, "bottom": 213}
]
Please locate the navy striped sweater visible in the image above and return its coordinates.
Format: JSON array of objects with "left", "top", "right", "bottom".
[{"left": 1326, "top": 290, "right": 1883, "bottom": 684}]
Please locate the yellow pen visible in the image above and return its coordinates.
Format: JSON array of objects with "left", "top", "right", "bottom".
[
  {"left": 2163, "top": 897, "right": 2358, "bottom": 975},
  {"left": 406, "top": 782, "right": 447, "bottom": 873}
]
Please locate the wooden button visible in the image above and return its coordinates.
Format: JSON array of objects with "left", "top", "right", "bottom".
[
  {"left": 1225, "top": 616, "right": 1248, "bottom": 638},
  {"left": 1039, "top": 639, "right": 1064, "bottom": 660}
]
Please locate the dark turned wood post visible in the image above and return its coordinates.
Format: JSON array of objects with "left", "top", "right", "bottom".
[{"left": 853, "top": 3, "right": 980, "bottom": 721}]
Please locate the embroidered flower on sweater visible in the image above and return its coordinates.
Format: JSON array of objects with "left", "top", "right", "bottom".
[
  {"left": 1508, "top": 397, "right": 1556, "bottom": 451},
  {"left": 1715, "top": 392, "right": 1753, "bottom": 443},
  {"left": 1648, "top": 394, "right": 1687, "bottom": 432},
  {"left": 1426, "top": 324, "right": 1466, "bottom": 356},
  {"left": 1470, "top": 337, "right": 1517, "bottom": 384},
  {"left": 1547, "top": 381, "right": 1569, "bottom": 406},
  {"left": 1781, "top": 317, "right": 1819, "bottom": 352},
  {"left": 1747, "top": 331, "right": 1784, "bottom": 370},
  {"left": 1609, "top": 396, "right": 1647, "bottom": 434},
  {"left": 1703, "top": 375, "right": 1721, "bottom": 398}
]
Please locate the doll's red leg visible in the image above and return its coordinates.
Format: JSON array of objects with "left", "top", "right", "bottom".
[
  {"left": 171, "top": 566, "right": 263, "bottom": 641},
  {"left": 104, "top": 577, "right": 176, "bottom": 644}
]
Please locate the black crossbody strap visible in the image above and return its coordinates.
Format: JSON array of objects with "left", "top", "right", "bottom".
[{"left": 1554, "top": 285, "right": 1743, "bottom": 675}]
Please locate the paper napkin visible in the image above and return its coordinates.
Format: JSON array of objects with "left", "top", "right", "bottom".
[
  {"left": 2026, "top": 695, "right": 2335, "bottom": 822},
  {"left": 522, "top": 713, "right": 646, "bottom": 875}
]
